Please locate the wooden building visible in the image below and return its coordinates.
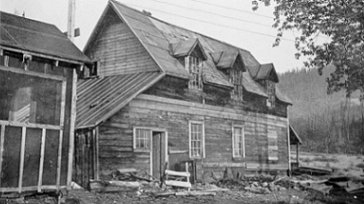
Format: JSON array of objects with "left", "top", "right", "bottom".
[
  {"left": 0, "top": 12, "right": 89, "bottom": 196},
  {"left": 75, "top": 0, "right": 293, "bottom": 186}
]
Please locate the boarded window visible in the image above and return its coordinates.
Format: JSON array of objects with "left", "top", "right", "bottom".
[
  {"left": 189, "top": 121, "right": 204, "bottom": 158},
  {"left": 232, "top": 126, "right": 245, "bottom": 158},
  {"left": 268, "top": 129, "right": 278, "bottom": 161},
  {"left": 186, "top": 56, "right": 203, "bottom": 90},
  {"left": 134, "top": 128, "right": 150, "bottom": 151},
  {"left": 0, "top": 70, "right": 63, "bottom": 125}
]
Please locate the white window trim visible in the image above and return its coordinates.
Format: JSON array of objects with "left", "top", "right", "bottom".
[
  {"left": 133, "top": 127, "right": 152, "bottom": 152},
  {"left": 232, "top": 125, "right": 245, "bottom": 158},
  {"left": 268, "top": 129, "right": 279, "bottom": 161},
  {"left": 188, "top": 120, "right": 205, "bottom": 159}
]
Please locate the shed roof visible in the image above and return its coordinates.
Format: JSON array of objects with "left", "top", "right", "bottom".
[
  {"left": 0, "top": 11, "right": 89, "bottom": 63},
  {"left": 290, "top": 125, "right": 302, "bottom": 145},
  {"left": 76, "top": 71, "right": 164, "bottom": 128}
]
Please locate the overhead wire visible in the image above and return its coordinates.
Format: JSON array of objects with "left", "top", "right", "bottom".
[
  {"left": 146, "top": 0, "right": 273, "bottom": 27},
  {"left": 82, "top": 0, "right": 295, "bottom": 42}
]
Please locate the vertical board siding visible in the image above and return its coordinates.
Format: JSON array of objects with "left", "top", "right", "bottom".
[
  {"left": 86, "top": 9, "right": 159, "bottom": 77},
  {"left": 96, "top": 95, "right": 289, "bottom": 179}
]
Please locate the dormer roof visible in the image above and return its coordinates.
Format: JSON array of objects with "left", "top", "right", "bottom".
[
  {"left": 249, "top": 63, "right": 279, "bottom": 83},
  {"left": 170, "top": 38, "right": 207, "bottom": 60},
  {"left": 211, "top": 50, "right": 245, "bottom": 71}
]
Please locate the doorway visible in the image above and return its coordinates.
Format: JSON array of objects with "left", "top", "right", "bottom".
[{"left": 151, "top": 131, "right": 167, "bottom": 180}]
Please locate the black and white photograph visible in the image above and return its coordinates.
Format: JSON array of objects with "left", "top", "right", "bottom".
[{"left": 0, "top": 0, "right": 363, "bottom": 203}]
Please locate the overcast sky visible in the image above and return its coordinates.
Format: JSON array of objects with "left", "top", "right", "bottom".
[{"left": 0, "top": 0, "right": 305, "bottom": 73}]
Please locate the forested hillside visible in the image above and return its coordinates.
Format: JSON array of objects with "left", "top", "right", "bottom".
[{"left": 278, "top": 66, "right": 364, "bottom": 154}]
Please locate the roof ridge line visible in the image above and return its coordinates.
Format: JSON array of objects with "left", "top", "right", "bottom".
[
  {"left": 110, "top": 1, "right": 256, "bottom": 59},
  {"left": 0, "top": 11, "right": 59, "bottom": 28}
]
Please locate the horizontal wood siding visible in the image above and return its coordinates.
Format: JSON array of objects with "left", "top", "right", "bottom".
[
  {"left": 85, "top": 8, "right": 159, "bottom": 77},
  {"left": 97, "top": 94, "right": 289, "bottom": 179}
]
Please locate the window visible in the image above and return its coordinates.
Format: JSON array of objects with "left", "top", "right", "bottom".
[
  {"left": 133, "top": 128, "right": 151, "bottom": 151},
  {"left": 268, "top": 129, "right": 278, "bottom": 161},
  {"left": 230, "top": 69, "right": 243, "bottom": 101},
  {"left": 266, "top": 80, "right": 276, "bottom": 108},
  {"left": 232, "top": 126, "right": 245, "bottom": 158},
  {"left": 185, "top": 56, "right": 203, "bottom": 90},
  {"left": 0, "top": 70, "right": 63, "bottom": 125},
  {"left": 189, "top": 121, "right": 205, "bottom": 158}
]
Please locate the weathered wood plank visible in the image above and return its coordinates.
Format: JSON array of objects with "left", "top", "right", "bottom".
[
  {"left": 38, "top": 128, "right": 46, "bottom": 192},
  {"left": 18, "top": 127, "right": 26, "bottom": 192}
]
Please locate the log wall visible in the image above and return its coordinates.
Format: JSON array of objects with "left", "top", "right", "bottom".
[{"left": 97, "top": 94, "right": 289, "bottom": 180}]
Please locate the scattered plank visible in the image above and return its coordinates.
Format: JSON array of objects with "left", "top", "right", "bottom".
[
  {"left": 89, "top": 180, "right": 140, "bottom": 193},
  {"left": 154, "top": 192, "right": 176, "bottom": 198},
  {"left": 117, "top": 168, "right": 137, "bottom": 173},
  {"left": 175, "top": 191, "right": 216, "bottom": 196},
  {"left": 165, "top": 180, "right": 192, "bottom": 189}
]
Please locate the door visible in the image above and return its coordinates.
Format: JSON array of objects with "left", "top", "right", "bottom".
[
  {"left": 73, "top": 129, "right": 97, "bottom": 188},
  {"left": 151, "top": 131, "right": 166, "bottom": 180}
]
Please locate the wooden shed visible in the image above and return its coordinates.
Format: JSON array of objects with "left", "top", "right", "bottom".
[
  {"left": 74, "top": 0, "right": 293, "bottom": 188},
  {"left": 0, "top": 11, "right": 89, "bottom": 197}
]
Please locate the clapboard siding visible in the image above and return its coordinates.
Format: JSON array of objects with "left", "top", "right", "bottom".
[
  {"left": 97, "top": 94, "right": 289, "bottom": 179},
  {"left": 85, "top": 8, "right": 159, "bottom": 76}
]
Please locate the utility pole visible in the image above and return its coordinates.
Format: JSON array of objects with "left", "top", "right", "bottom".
[{"left": 67, "top": 0, "right": 76, "bottom": 42}]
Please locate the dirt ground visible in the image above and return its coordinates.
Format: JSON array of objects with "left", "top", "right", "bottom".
[{"left": 66, "top": 188, "right": 314, "bottom": 204}]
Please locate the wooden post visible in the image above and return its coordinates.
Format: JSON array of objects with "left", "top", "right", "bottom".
[
  {"left": 38, "top": 128, "right": 46, "bottom": 192},
  {"left": 57, "top": 80, "right": 66, "bottom": 191},
  {"left": 95, "top": 127, "right": 100, "bottom": 180},
  {"left": 67, "top": 68, "right": 77, "bottom": 188},
  {"left": 286, "top": 108, "right": 291, "bottom": 173},
  {"left": 185, "top": 162, "right": 190, "bottom": 191},
  {"left": 0, "top": 124, "right": 5, "bottom": 187},
  {"left": 296, "top": 143, "right": 299, "bottom": 166},
  {"left": 18, "top": 127, "right": 26, "bottom": 193}
]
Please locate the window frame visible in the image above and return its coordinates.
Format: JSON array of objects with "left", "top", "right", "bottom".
[
  {"left": 185, "top": 56, "right": 203, "bottom": 90},
  {"left": 188, "top": 120, "right": 205, "bottom": 159},
  {"left": 133, "top": 127, "right": 152, "bottom": 152},
  {"left": 266, "top": 80, "right": 276, "bottom": 108},
  {"left": 229, "top": 69, "right": 244, "bottom": 101},
  {"left": 0, "top": 62, "right": 66, "bottom": 130},
  {"left": 267, "top": 129, "right": 279, "bottom": 161},
  {"left": 232, "top": 125, "right": 245, "bottom": 158}
]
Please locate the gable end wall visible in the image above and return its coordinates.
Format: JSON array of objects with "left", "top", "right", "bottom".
[{"left": 85, "top": 8, "right": 159, "bottom": 76}]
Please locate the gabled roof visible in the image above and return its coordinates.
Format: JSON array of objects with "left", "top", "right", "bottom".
[
  {"left": 170, "top": 38, "right": 207, "bottom": 60},
  {"left": 77, "top": 1, "right": 292, "bottom": 129},
  {"left": 211, "top": 50, "right": 245, "bottom": 71},
  {"left": 249, "top": 63, "right": 279, "bottom": 83},
  {"left": 76, "top": 71, "right": 164, "bottom": 128},
  {"left": 0, "top": 11, "right": 89, "bottom": 63}
]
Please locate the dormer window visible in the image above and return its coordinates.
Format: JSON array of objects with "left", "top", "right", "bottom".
[
  {"left": 186, "top": 55, "right": 203, "bottom": 90},
  {"left": 249, "top": 63, "right": 279, "bottom": 108},
  {"left": 230, "top": 69, "right": 244, "bottom": 101},
  {"left": 211, "top": 51, "right": 245, "bottom": 101},
  {"left": 266, "top": 80, "right": 276, "bottom": 108},
  {"left": 80, "top": 60, "right": 98, "bottom": 79},
  {"left": 170, "top": 38, "right": 207, "bottom": 90}
]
